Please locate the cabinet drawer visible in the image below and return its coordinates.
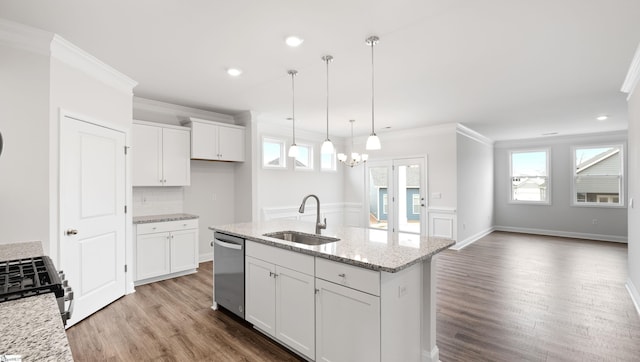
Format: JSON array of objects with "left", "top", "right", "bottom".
[
  {"left": 246, "top": 240, "right": 314, "bottom": 276},
  {"left": 315, "top": 258, "right": 380, "bottom": 296},
  {"left": 137, "top": 219, "right": 198, "bottom": 235}
]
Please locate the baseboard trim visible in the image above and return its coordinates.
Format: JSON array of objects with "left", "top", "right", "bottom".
[
  {"left": 422, "top": 346, "right": 439, "bottom": 362},
  {"left": 494, "top": 226, "right": 627, "bottom": 243},
  {"left": 199, "top": 252, "right": 213, "bottom": 263},
  {"left": 451, "top": 227, "right": 494, "bottom": 250},
  {"left": 627, "top": 279, "right": 640, "bottom": 316}
]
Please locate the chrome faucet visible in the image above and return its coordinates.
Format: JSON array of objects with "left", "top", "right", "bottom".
[{"left": 298, "top": 194, "right": 326, "bottom": 235}]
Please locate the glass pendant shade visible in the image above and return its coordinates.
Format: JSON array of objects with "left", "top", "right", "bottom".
[
  {"left": 321, "top": 139, "right": 335, "bottom": 155},
  {"left": 288, "top": 143, "right": 299, "bottom": 158},
  {"left": 366, "top": 134, "right": 381, "bottom": 150}
]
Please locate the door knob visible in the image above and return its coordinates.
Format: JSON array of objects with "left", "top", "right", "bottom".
[{"left": 66, "top": 229, "right": 78, "bottom": 235}]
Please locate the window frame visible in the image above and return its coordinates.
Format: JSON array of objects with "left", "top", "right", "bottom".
[
  {"left": 293, "top": 142, "right": 314, "bottom": 171},
  {"left": 508, "top": 148, "right": 551, "bottom": 205},
  {"left": 571, "top": 144, "right": 624, "bottom": 208},
  {"left": 320, "top": 147, "right": 337, "bottom": 172},
  {"left": 261, "top": 136, "right": 287, "bottom": 170}
]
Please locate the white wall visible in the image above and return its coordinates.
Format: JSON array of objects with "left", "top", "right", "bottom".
[
  {"left": 456, "top": 127, "right": 494, "bottom": 248},
  {"left": 132, "top": 97, "right": 240, "bottom": 261},
  {"left": 0, "top": 38, "right": 51, "bottom": 248},
  {"left": 494, "top": 132, "right": 628, "bottom": 242},
  {"left": 624, "top": 46, "right": 640, "bottom": 312},
  {"left": 256, "top": 121, "right": 346, "bottom": 226}
]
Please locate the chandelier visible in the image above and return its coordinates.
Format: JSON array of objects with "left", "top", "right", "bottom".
[{"left": 337, "top": 120, "right": 368, "bottom": 167}]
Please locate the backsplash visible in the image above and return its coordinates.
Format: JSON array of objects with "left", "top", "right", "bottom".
[{"left": 132, "top": 187, "right": 184, "bottom": 216}]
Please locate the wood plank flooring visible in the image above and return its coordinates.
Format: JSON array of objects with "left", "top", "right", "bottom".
[{"left": 66, "top": 232, "right": 640, "bottom": 361}]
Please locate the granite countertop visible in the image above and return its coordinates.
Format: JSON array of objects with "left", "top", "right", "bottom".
[
  {"left": 210, "top": 220, "right": 455, "bottom": 273},
  {"left": 133, "top": 213, "right": 199, "bottom": 224},
  {"left": 0, "top": 241, "right": 74, "bottom": 361}
]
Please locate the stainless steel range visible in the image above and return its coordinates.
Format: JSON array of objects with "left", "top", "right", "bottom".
[{"left": 0, "top": 256, "right": 74, "bottom": 325}]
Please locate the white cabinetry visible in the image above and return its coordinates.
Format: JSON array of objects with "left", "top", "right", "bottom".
[
  {"left": 135, "top": 219, "right": 199, "bottom": 285},
  {"left": 132, "top": 121, "right": 191, "bottom": 186},
  {"left": 315, "top": 258, "right": 381, "bottom": 362},
  {"left": 245, "top": 241, "right": 315, "bottom": 360},
  {"left": 183, "top": 117, "right": 245, "bottom": 162}
]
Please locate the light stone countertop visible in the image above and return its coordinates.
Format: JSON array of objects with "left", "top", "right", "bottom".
[
  {"left": 133, "top": 213, "right": 199, "bottom": 224},
  {"left": 0, "top": 241, "right": 74, "bottom": 361},
  {"left": 210, "top": 220, "right": 455, "bottom": 273}
]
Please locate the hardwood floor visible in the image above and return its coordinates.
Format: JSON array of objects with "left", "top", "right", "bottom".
[
  {"left": 437, "top": 232, "right": 640, "bottom": 361},
  {"left": 66, "top": 232, "right": 640, "bottom": 361}
]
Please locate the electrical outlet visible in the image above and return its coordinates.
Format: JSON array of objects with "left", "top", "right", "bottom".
[
  {"left": 398, "top": 285, "right": 408, "bottom": 298},
  {"left": 592, "top": 219, "right": 598, "bottom": 225},
  {"left": 212, "top": 193, "right": 217, "bottom": 201}
]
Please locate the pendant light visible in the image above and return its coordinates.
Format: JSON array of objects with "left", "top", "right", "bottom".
[
  {"left": 337, "top": 120, "right": 368, "bottom": 167},
  {"left": 287, "top": 69, "right": 299, "bottom": 158},
  {"left": 320, "top": 55, "right": 335, "bottom": 155},
  {"left": 365, "top": 36, "right": 381, "bottom": 151}
]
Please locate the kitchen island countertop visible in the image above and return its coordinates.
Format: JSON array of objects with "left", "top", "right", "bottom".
[
  {"left": 210, "top": 220, "right": 455, "bottom": 273},
  {"left": 0, "top": 241, "right": 74, "bottom": 361}
]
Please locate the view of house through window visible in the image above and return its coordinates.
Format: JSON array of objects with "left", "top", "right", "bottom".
[
  {"left": 573, "top": 145, "right": 622, "bottom": 206},
  {"left": 262, "top": 138, "right": 285, "bottom": 168},
  {"left": 294, "top": 144, "right": 313, "bottom": 170},
  {"left": 510, "top": 150, "right": 549, "bottom": 203}
]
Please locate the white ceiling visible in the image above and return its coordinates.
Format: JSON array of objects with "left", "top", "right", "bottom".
[{"left": 1, "top": 0, "right": 639, "bottom": 140}]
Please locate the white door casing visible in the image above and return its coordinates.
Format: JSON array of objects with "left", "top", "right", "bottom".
[{"left": 60, "top": 115, "right": 126, "bottom": 327}]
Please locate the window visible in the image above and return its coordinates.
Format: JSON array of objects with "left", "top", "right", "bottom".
[
  {"left": 294, "top": 144, "right": 313, "bottom": 170},
  {"left": 262, "top": 138, "right": 286, "bottom": 169},
  {"left": 573, "top": 145, "right": 623, "bottom": 207},
  {"left": 510, "top": 149, "right": 549, "bottom": 204},
  {"left": 382, "top": 193, "right": 388, "bottom": 214},
  {"left": 320, "top": 149, "right": 336, "bottom": 171},
  {"left": 412, "top": 193, "right": 421, "bottom": 214}
]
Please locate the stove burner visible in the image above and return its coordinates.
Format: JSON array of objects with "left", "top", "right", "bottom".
[{"left": 0, "top": 256, "right": 64, "bottom": 302}]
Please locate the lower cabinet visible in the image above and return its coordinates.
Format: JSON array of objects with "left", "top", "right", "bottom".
[
  {"left": 135, "top": 219, "right": 199, "bottom": 284},
  {"left": 245, "top": 242, "right": 315, "bottom": 360}
]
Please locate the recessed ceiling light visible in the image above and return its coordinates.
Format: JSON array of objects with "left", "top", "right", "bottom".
[
  {"left": 227, "top": 68, "right": 242, "bottom": 76},
  {"left": 596, "top": 115, "right": 609, "bottom": 121},
  {"left": 285, "top": 36, "right": 304, "bottom": 47}
]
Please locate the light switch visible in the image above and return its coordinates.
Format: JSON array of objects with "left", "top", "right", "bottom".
[{"left": 431, "top": 192, "right": 442, "bottom": 199}]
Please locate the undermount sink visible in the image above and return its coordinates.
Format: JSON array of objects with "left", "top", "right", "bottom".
[{"left": 263, "top": 231, "right": 340, "bottom": 246}]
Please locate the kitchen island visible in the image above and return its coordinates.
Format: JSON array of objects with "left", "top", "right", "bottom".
[
  {"left": 210, "top": 220, "right": 455, "bottom": 362},
  {"left": 0, "top": 242, "right": 73, "bottom": 361}
]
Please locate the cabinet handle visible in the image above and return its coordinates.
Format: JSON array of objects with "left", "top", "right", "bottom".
[
  {"left": 314, "top": 288, "right": 320, "bottom": 295},
  {"left": 338, "top": 273, "right": 346, "bottom": 278}
]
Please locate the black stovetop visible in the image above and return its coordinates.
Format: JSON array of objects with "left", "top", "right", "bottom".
[{"left": 0, "top": 255, "right": 64, "bottom": 302}]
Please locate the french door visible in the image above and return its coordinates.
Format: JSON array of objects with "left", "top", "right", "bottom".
[{"left": 366, "top": 158, "right": 426, "bottom": 240}]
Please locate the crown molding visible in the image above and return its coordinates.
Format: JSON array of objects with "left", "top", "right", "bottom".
[
  {"left": 621, "top": 43, "right": 640, "bottom": 99},
  {"left": 456, "top": 123, "right": 494, "bottom": 146},
  {"left": 50, "top": 34, "right": 137, "bottom": 94},
  {"left": 0, "top": 17, "right": 53, "bottom": 55},
  {"left": 133, "top": 96, "right": 235, "bottom": 123}
]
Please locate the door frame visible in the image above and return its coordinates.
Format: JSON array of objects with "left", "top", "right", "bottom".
[
  {"left": 56, "top": 108, "right": 134, "bottom": 294},
  {"left": 365, "top": 156, "right": 428, "bottom": 237}
]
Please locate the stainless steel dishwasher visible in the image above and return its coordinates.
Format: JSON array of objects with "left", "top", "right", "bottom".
[{"left": 213, "top": 231, "right": 245, "bottom": 319}]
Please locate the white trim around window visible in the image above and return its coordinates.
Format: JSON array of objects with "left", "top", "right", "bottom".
[
  {"left": 262, "top": 136, "right": 287, "bottom": 169},
  {"left": 508, "top": 148, "right": 551, "bottom": 205},
  {"left": 294, "top": 143, "right": 314, "bottom": 171},
  {"left": 571, "top": 144, "right": 624, "bottom": 208}
]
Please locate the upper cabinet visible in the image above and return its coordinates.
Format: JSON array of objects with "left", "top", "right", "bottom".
[
  {"left": 183, "top": 118, "right": 245, "bottom": 162},
  {"left": 132, "top": 121, "right": 191, "bottom": 186}
]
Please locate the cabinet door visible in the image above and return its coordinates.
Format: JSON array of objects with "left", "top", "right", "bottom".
[
  {"left": 132, "top": 124, "right": 162, "bottom": 186},
  {"left": 162, "top": 128, "right": 191, "bottom": 186},
  {"left": 170, "top": 228, "right": 198, "bottom": 273},
  {"left": 275, "top": 266, "right": 315, "bottom": 360},
  {"left": 218, "top": 126, "right": 245, "bottom": 162},
  {"left": 136, "top": 232, "right": 170, "bottom": 280},
  {"left": 245, "top": 256, "right": 276, "bottom": 336},
  {"left": 316, "top": 278, "right": 381, "bottom": 362},
  {"left": 190, "top": 121, "right": 218, "bottom": 159}
]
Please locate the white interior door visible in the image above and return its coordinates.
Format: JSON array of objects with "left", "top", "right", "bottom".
[{"left": 60, "top": 115, "right": 126, "bottom": 327}]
